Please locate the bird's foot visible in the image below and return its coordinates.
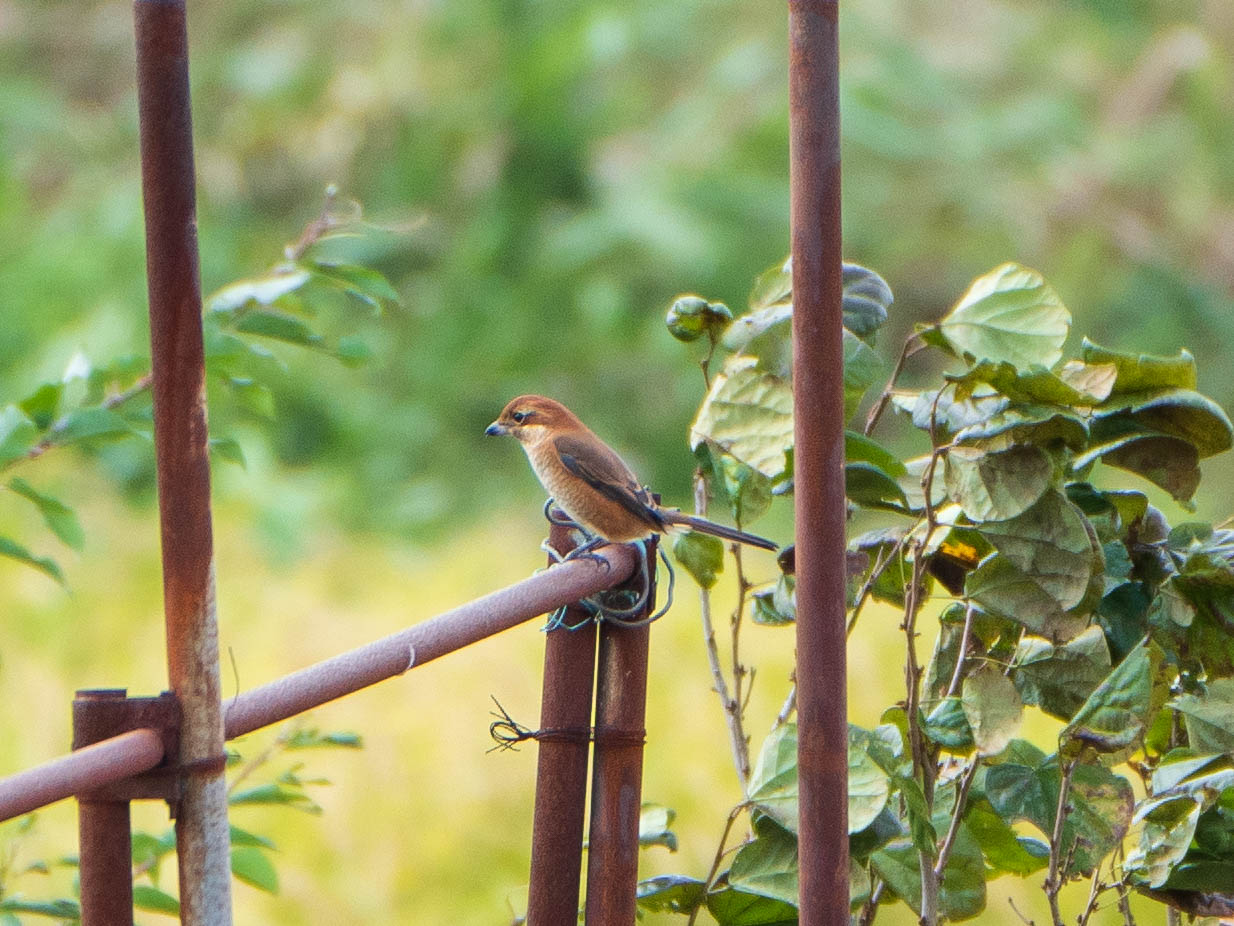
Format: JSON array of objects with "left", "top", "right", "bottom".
[{"left": 587, "top": 539, "right": 676, "bottom": 628}]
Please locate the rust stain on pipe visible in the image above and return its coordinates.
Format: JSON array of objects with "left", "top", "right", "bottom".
[
  {"left": 134, "top": 0, "right": 232, "bottom": 920},
  {"left": 788, "top": 0, "right": 850, "bottom": 921},
  {"left": 527, "top": 522, "right": 599, "bottom": 924}
]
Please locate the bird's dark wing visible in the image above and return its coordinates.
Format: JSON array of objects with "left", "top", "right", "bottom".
[{"left": 553, "top": 434, "right": 665, "bottom": 531}]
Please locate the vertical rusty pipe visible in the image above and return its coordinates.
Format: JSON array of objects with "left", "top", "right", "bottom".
[
  {"left": 526, "top": 521, "right": 599, "bottom": 924},
  {"left": 788, "top": 0, "right": 849, "bottom": 922},
  {"left": 133, "top": 2, "right": 232, "bottom": 923},
  {"left": 74, "top": 690, "right": 135, "bottom": 926},
  {"left": 584, "top": 538, "right": 655, "bottom": 925}
]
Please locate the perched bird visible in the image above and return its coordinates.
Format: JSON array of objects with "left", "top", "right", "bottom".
[{"left": 486, "top": 395, "right": 778, "bottom": 552}]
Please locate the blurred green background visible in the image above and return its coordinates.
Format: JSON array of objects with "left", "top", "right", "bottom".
[{"left": 1, "top": 0, "right": 1232, "bottom": 921}]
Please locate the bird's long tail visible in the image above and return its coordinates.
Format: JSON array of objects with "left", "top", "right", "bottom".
[{"left": 660, "top": 511, "right": 778, "bottom": 551}]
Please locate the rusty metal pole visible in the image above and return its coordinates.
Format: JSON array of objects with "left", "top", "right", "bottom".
[
  {"left": 584, "top": 538, "right": 656, "bottom": 925},
  {"left": 526, "top": 521, "right": 599, "bottom": 923},
  {"left": 788, "top": 0, "right": 849, "bottom": 922},
  {"left": 133, "top": 1, "right": 232, "bottom": 922},
  {"left": 75, "top": 690, "right": 137, "bottom": 926}
]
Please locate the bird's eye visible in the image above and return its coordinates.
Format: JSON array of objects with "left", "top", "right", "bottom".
[{"left": 511, "top": 410, "right": 529, "bottom": 424}]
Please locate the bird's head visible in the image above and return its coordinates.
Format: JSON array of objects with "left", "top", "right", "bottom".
[{"left": 485, "top": 395, "right": 583, "bottom": 444}]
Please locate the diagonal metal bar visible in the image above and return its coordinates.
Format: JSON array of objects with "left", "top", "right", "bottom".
[
  {"left": 0, "top": 729, "right": 165, "bottom": 823},
  {"left": 223, "top": 544, "right": 637, "bottom": 740},
  {"left": 788, "top": 0, "right": 850, "bottom": 921}
]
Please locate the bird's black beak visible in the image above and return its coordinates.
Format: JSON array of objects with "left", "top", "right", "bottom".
[{"left": 485, "top": 421, "right": 506, "bottom": 436}]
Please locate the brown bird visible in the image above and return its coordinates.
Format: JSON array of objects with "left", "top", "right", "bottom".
[{"left": 485, "top": 395, "right": 778, "bottom": 552}]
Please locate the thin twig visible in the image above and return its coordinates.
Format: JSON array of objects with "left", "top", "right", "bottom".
[
  {"left": 932, "top": 758, "right": 980, "bottom": 881},
  {"left": 943, "top": 601, "right": 976, "bottom": 700},
  {"left": 13, "top": 373, "right": 154, "bottom": 470},
  {"left": 686, "top": 802, "right": 749, "bottom": 926},
  {"left": 729, "top": 541, "right": 753, "bottom": 782},
  {"left": 1076, "top": 864, "right": 1105, "bottom": 926},
  {"left": 1008, "top": 896, "right": 1037, "bottom": 926},
  {"left": 771, "top": 683, "right": 796, "bottom": 731},
  {"left": 856, "top": 878, "right": 885, "bottom": 926},
  {"left": 1044, "top": 758, "right": 1077, "bottom": 926},
  {"left": 863, "top": 333, "right": 925, "bottom": 437},
  {"left": 694, "top": 470, "right": 751, "bottom": 789}
]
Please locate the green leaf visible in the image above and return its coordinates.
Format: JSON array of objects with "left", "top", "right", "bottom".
[
  {"left": 1125, "top": 794, "right": 1202, "bottom": 888},
  {"left": 1170, "top": 679, "right": 1234, "bottom": 754},
  {"left": 309, "top": 260, "right": 399, "bottom": 308},
  {"left": 944, "top": 444, "right": 1053, "bottom": 522},
  {"left": 1081, "top": 339, "right": 1197, "bottom": 394},
  {"left": 965, "top": 554, "right": 1085, "bottom": 640},
  {"left": 1074, "top": 431, "right": 1201, "bottom": 503},
  {"left": 949, "top": 360, "right": 1107, "bottom": 406},
  {"left": 0, "top": 535, "right": 65, "bottom": 585},
  {"left": 921, "top": 696, "right": 974, "bottom": 752},
  {"left": 335, "top": 335, "right": 373, "bottom": 368},
  {"left": 1013, "top": 626, "right": 1112, "bottom": 720},
  {"left": 0, "top": 404, "right": 39, "bottom": 465},
  {"left": 1062, "top": 641, "right": 1165, "bottom": 759},
  {"left": 929, "top": 263, "right": 1070, "bottom": 368},
  {"left": 638, "top": 804, "right": 678, "bottom": 851},
  {"left": 231, "top": 846, "right": 279, "bottom": 893},
  {"left": 748, "top": 724, "right": 799, "bottom": 833},
  {"left": 841, "top": 262, "right": 894, "bottom": 341},
  {"left": 7, "top": 478, "right": 85, "bottom": 550},
  {"left": 843, "top": 329, "right": 884, "bottom": 421},
  {"left": 133, "top": 885, "right": 180, "bottom": 915},
  {"left": 284, "top": 728, "right": 363, "bottom": 749},
  {"left": 845, "top": 431, "right": 906, "bottom": 476},
  {"left": 0, "top": 898, "right": 80, "bottom": 918},
  {"left": 229, "top": 825, "right": 277, "bottom": 849},
  {"left": 208, "top": 437, "right": 246, "bottom": 469},
  {"left": 977, "top": 490, "right": 1098, "bottom": 612},
  {"left": 963, "top": 798, "right": 1049, "bottom": 875},
  {"left": 690, "top": 356, "right": 793, "bottom": 479},
  {"left": 56, "top": 406, "right": 134, "bottom": 444},
  {"left": 234, "top": 310, "right": 326, "bottom": 349},
  {"left": 636, "top": 875, "right": 707, "bottom": 914},
  {"left": 706, "top": 887, "right": 799, "bottom": 925},
  {"left": 18, "top": 382, "right": 63, "bottom": 430},
  {"left": 729, "top": 816, "right": 799, "bottom": 906},
  {"left": 717, "top": 455, "right": 773, "bottom": 525},
  {"left": 985, "top": 756, "right": 1134, "bottom": 876},
  {"left": 229, "top": 783, "right": 320, "bottom": 812},
  {"left": 208, "top": 267, "right": 312, "bottom": 313},
  {"left": 848, "top": 734, "right": 892, "bottom": 834},
  {"left": 961, "top": 665, "right": 1022, "bottom": 757},
  {"left": 955, "top": 404, "right": 1088, "bottom": 450},
  {"left": 1093, "top": 388, "right": 1233, "bottom": 458},
  {"left": 869, "top": 823, "right": 986, "bottom": 920},
  {"left": 751, "top": 574, "right": 796, "bottom": 625}
]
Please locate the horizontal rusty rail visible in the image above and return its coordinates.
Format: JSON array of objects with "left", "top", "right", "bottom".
[
  {"left": 0, "top": 729, "right": 165, "bottom": 822},
  {"left": 0, "top": 544, "right": 638, "bottom": 822}
]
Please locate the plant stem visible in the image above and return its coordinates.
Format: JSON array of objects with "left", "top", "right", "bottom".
[
  {"left": 943, "top": 601, "right": 975, "bottom": 700},
  {"left": 694, "top": 470, "right": 751, "bottom": 789},
  {"left": 12, "top": 373, "right": 154, "bottom": 471},
  {"left": 863, "top": 332, "right": 924, "bottom": 436},
  {"left": 686, "top": 803, "right": 748, "bottom": 926},
  {"left": 856, "top": 878, "right": 885, "bottom": 926},
  {"left": 771, "top": 683, "right": 796, "bottom": 731},
  {"left": 932, "top": 759, "right": 979, "bottom": 881},
  {"left": 729, "top": 541, "right": 753, "bottom": 782},
  {"left": 1044, "top": 758, "right": 1077, "bottom": 926}
]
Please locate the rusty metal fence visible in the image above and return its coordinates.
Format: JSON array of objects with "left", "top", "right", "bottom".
[{"left": 0, "top": 0, "right": 845, "bottom": 922}]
